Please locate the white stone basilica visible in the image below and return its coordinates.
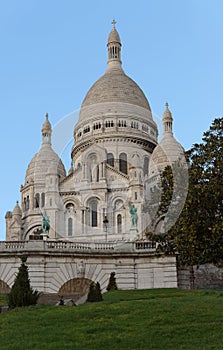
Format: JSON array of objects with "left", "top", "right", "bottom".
[{"left": 5, "top": 23, "right": 184, "bottom": 243}]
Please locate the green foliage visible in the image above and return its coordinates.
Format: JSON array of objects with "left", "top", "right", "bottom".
[
  {"left": 0, "top": 289, "right": 223, "bottom": 350},
  {"left": 146, "top": 160, "right": 188, "bottom": 234},
  {"left": 157, "top": 165, "right": 174, "bottom": 217},
  {"left": 8, "top": 257, "right": 39, "bottom": 308},
  {"left": 170, "top": 117, "right": 223, "bottom": 267},
  {"left": 147, "top": 118, "right": 223, "bottom": 287},
  {"left": 106, "top": 272, "right": 118, "bottom": 291},
  {"left": 87, "top": 281, "right": 103, "bottom": 302},
  {"left": 0, "top": 294, "right": 8, "bottom": 305}
]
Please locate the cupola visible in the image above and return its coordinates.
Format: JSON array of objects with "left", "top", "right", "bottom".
[
  {"left": 163, "top": 102, "right": 173, "bottom": 134},
  {"left": 41, "top": 113, "right": 52, "bottom": 144},
  {"left": 107, "top": 20, "right": 122, "bottom": 70}
]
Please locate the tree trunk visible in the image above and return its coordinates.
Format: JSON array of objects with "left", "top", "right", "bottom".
[{"left": 189, "top": 265, "right": 195, "bottom": 289}]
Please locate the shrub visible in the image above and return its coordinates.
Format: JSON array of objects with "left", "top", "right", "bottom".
[
  {"left": 8, "top": 256, "right": 40, "bottom": 308},
  {"left": 87, "top": 281, "right": 103, "bottom": 302},
  {"left": 106, "top": 272, "right": 118, "bottom": 291}
]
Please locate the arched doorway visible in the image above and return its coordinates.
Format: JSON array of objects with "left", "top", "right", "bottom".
[{"left": 58, "top": 278, "right": 92, "bottom": 302}]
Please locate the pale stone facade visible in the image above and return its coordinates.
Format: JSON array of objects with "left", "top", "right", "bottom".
[
  {"left": 0, "top": 241, "right": 178, "bottom": 301},
  {"left": 2, "top": 24, "right": 184, "bottom": 297},
  {"left": 5, "top": 24, "right": 183, "bottom": 242}
]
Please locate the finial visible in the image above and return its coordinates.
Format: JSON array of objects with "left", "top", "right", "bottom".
[
  {"left": 16, "top": 200, "right": 19, "bottom": 204},
  {"left": 165, "top": 102, "right": 169, "bottom": 108},
  {"left": 46, "top": 112, "right": 49, "bottom": 120},
  {"left": 111, "top": 19, "right": 117, "bottom": 28}
]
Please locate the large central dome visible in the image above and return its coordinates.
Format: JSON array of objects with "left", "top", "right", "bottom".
[
  {"left": 77, "top": 23, "right": 153, "bottom": 125},
  {"left": 81, "top": 68, "right": 151, "bottom": 111}
]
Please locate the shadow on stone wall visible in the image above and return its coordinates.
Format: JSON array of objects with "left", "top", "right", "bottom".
[
  {"left": 178, "top": 264, "right": 223, "bottom": 290},
  {"left": 0, "top": 280, "right": 11, "bottom": 294}
]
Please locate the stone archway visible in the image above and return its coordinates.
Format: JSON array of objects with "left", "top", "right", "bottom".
[
  {"left": 58, "top": 278, "right": 92, "bottom": 304},
  {"left": 0, "top": 280, "right": 11, "bottom": 294}
]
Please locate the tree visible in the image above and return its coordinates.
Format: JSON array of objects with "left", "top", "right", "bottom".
[
  {"left": 147, "top": 118, "right": 223, "bottom": 288},
  {"left": 173, "top": 118, "right": 223, "bottom": 265},
  {"left": 87, "top": 281, "right": 103, "bottom": 302},
  {"left": 106, "top": 272, "right": 118, "bottom": 291},
  {"left": 146, "top": 160, "right": 188, "bottom": 235},
  {"left": 8, "top": 256, "right": 39, "bottom": 308}
]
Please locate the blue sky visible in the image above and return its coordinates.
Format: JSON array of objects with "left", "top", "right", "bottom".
[{"left": 0, "top": 0, "right": 222, "bottom": 240}]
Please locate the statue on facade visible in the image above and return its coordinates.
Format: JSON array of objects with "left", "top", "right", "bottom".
[
  {"left": 129, "top": 204, "right": 138, "bottom": 228},
  {"left": 41, "top": 212, "right": 50, "bottom": 234},
  {"left": 77, "top": 260, "right": 85, "bottom": 277}
]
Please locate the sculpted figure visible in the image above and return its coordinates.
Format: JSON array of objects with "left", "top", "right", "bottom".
[
  {"left": 129, "top": 204, "right": 138, "bottom": 228},
  {"left": 41, "top": 212, "right": 50, "bottom": 234}
]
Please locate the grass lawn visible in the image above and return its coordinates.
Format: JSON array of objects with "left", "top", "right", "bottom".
[{"left": 0, "top": 289, "right": 222, "bottom": 350}]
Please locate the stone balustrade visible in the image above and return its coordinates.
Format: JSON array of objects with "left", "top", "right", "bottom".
[
  {"left": 0, "top": 241, "right": 27, "bottom": 249},
  {"left": 135, "top": 241, "right": 156, "bottom": 250},
  {"left": 0, "top": 240, "right": 177, "bottom": 295},
  {"left": 0, "top": 240, "right": 157, "bottom": 253}
]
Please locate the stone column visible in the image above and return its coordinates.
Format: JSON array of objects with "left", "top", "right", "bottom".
[{"left": 99, "top": 162, "right": 103, "bottom": 179}]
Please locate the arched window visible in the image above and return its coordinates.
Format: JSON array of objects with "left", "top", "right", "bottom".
[
  {"left": 107, "top": 153, "right": 114, "bottom": 167},
  {"left": 26, "top": 196, "right": 30, "bottom": 210},
  {"left": 66, "top": 203, "right": 73, "bottom": 209},
  {"left": 35, "top": 193, "right": 40, "bottom": 208},
  {"left": 143, "top": 157, "right": 149, "bottom": 176},
  {"left": 119, "top": 153, "right": 127, "bottom": 174},
  {"left": 41, "top": 193, "right": 45, "bottom": 208},
  {"left": 117, "top": 214, "right": 122, "bottom": 234},
  {"left": 91, "top": 200, "right": 98, "bottom": 227},
  {"left": 24, "top": 198, "right": 27, "bottom": 211},
  {"left": 68, "top": 218, "right": 73, "bottom": 237}
]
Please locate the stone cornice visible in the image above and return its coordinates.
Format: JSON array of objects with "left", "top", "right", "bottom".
[{"left": 72, "top": 135, "right": 156, "bottom": 159}]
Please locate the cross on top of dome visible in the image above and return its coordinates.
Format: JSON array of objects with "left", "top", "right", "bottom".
[{"left": 111, "top": 19, "right": 117, "bottom": 28}]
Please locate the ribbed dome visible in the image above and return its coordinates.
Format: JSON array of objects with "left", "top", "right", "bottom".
[
  {"left": 81, "top": 69, "right": 151, "bottom": 111},
  {"left": 25, "top": 146, "right": 66, "bottom": 184},
  {"left": 77, "top": 23, "right": 152, "bottom": 124},
  {"left": 25, "top": 115, "right": 66, "bottom": 184},
  {"left": 149, "top": 104, "right": 184, "bottom": 176},
  {"left": 149, "top": 134, "right": 184, "bottom": 176}
]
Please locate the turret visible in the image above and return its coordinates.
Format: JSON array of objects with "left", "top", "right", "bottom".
[
  {"left": 162, "top": 102, "right": 173, "bottom": 135},
  {"left": 107, "top": 20, "right": 122, "bottom": 71},
  {"left": 5, "top": 201, "right": 22, "bottom": 241},
  {"left": 41, "top": 113, "right": 52, "bottom": 145}
]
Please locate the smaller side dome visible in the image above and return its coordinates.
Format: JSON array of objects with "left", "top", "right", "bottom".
[
  {"left": 149, "top": 103, "right": 184, "bottom": 176},
  {"left": 25, "top": 114, "right": 66, "bottom": 184}
]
